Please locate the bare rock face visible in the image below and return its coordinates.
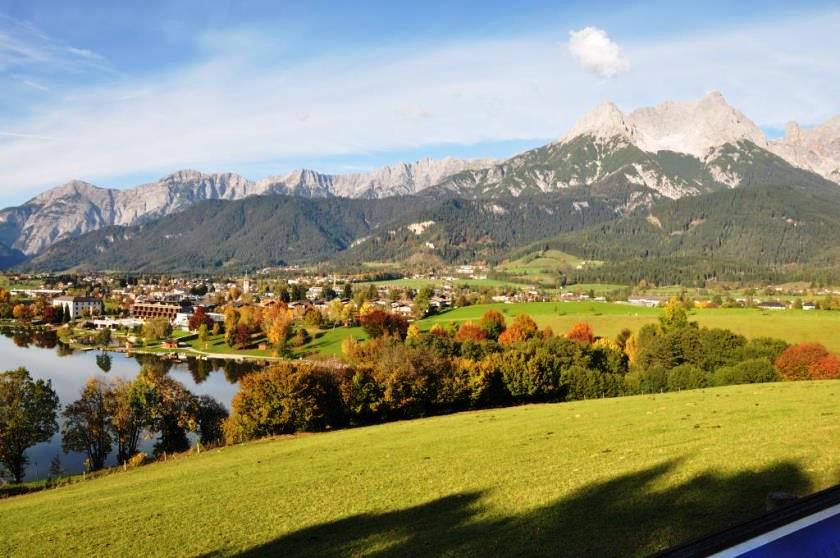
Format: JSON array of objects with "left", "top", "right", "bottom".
[
  {"left": 627, "top": 91, "right": 768, "bottom": 157},
  {"left": 560, "top": 91, "right": 768, "bottom": 158},
  {"left": 559, "top": 101, "right": 635, "bottom": 144},
  {"left": 770, "top": 116, "right": 840, "bottom": 183},
  {"left": 0, "top": 159, "right": 493, "bottom": 254}
]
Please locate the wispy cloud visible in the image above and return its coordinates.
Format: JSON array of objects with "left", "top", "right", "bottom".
[
  {"left": 0, "top": 131, "right": 55, "bottom": 141},
  {"left": 0, "top": 9, "right": 838, "bottom": 203},
  {"left": 11, "top": 73, "right": 49, "bottom": 91},
  {"left": 0, "top": 13, "right": 111, "bottom": 74}
]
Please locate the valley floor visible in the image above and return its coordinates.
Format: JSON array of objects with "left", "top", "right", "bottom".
[{"left": 1, "top": 381, "right": 839, "bottom": 557}]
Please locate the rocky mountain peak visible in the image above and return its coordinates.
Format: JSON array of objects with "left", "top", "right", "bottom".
[
  {"left": 770, "top": 114, "right": 840, "bottom": 183},
  {"left": 30, "top": 180, "right": 104, "bottom": 204},
  {"left": 560, "top": 101, "right": 633, "bottom": 143},
  {"left": 626, "top": 91, "right": 767, "bottom": 157},
  {"left": 559, "top": 92, "right": 769, "bottom": 159}
]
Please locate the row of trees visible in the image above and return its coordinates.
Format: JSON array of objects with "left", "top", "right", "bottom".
[
  {"left": 0, "top": 367, "right": 227, "bottom": 483},
  {"left": 0, "top": 288, "right": 72, "bottom": 324},
  {"left": 223, "top": 303, "right": 840, "bottom": 443}
]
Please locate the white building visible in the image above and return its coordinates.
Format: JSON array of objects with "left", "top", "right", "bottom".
[{"left": 52, "top": 296, "right": 103, "bottom": 319}]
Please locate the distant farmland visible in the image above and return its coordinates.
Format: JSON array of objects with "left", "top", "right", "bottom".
[{"left": 419, "top": 301, "right": 840, "bottom": 353}]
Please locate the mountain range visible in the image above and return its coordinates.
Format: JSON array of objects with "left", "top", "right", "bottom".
[
  {"left": 0, "top": 158, "right": 492, "bottom": 255},
  {"left": 4, "top": 91, "right": 840, "bottom": 277}
]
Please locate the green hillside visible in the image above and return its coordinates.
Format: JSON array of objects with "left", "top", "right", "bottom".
[
  {"left": 532, "top": 181, "right": 840, "bottom": 284},
  {"left": 1, "top": 382, "right": 839, "bottom": 557},
  {"left": 24, "top": 192, "right": 617, "bottom": 272}
]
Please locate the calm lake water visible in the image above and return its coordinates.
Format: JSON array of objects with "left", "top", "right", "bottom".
[{"left": 0, "top": 330, "right": 259, "bottom": 481}]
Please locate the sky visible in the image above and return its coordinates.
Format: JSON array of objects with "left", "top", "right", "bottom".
[{"left": 0, "top": 0, "right": 839, "bottom": 206}]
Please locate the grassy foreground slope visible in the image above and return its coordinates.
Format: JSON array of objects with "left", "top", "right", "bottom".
[{"left": 2, "top": 382, "right": 840, "bottom": 557}]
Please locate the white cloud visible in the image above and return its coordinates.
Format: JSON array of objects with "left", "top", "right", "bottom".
[
  {"left": 0, "top": 10, "right": 839, "bottom": 203},
  {"left": 568, "top": 27, "right": 629, "bottom": 78}
]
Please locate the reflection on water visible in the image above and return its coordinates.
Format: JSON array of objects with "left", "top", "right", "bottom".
[{"left": 0, "top": 328, "right": 261, "bottom": 481}]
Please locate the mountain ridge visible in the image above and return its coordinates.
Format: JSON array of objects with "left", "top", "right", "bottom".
[{"left": 2, "top": 92, "right": 838, "bottom": 256}]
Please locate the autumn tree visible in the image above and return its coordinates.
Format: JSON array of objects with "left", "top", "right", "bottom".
[
  {"left": 454, "top": 322, "right": 487, "bottom": 342},
  {"left": 188, "top": 306, "right": 213, "bottom": 331},
  {"left": 142, "top": 318, "right": 172, "bottom": 341},
  {"left": 12, "top": 303, "right": 31, "bottom": 322},
  {"left": 223, "top": 305, "right": 239, "bottom": 345},
  {"left": 660, "top": 297, "right": 689, "bottom": 331},
  {"left": 360, "top": 310, "right": 409, "bottom": 339},
  {"left": 479, "top": 310, "right": 506, "bottom": 340},
  {"left": 262, "top": 305, "right": 293, "bottom": 352},
  {"left": 775, "top": 343, "right": 832, "bottom": 381},
  {"left": 565, "top": 322, "right": 595, "bottom": 344},
  {"left": 498, "top": 314, "right": 538, "bottom": 345},
  {"left": 106, "top": 378, "right": 147, "bottom": 464},
  {"left": 61, "top": 378, "right": 112, "bottom": 472},
  {"left": 0, "top": 368, "right": 59, "bottom": 482},
  {"left": 224, "top": 363, "right": 347, "bottom": 442},
  {"left": 232, "top": 324, "right": 253, "bottom": 348},
  {"left": 42, "top": 305, "right": 58, "bottom": 324},
  {"left": 238, "top": 305, "right": 263, "bottom": 332},
  {"left": 808, "top": 354, "right": 840, "bottom": 380}
]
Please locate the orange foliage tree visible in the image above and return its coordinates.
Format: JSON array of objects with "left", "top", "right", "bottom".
[
  {"left": 565, "top": 322, "right": 595, "bottom": 344},
  {"left": 808, "top": 354, "right": 840, "bottom": 380},
  {"left": 498, "top": 314, "right": 538, "bottom": 345},
  {"left": 775, "top": 343, "right": 832, "bottom": 380},
  {"left": 454, "top": 322, "right": 487, "bottom": 342},
  {"left": 479, "top": 310, "right": 506, "bottom": 340}
]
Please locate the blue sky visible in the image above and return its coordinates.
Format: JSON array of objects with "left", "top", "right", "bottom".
[{"left": 1, "top": 0, "right": 839, "bottom": 205}]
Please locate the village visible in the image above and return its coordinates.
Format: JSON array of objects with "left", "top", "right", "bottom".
[{"left": 0, "top": 265, "right": 836, "bottom": 364}]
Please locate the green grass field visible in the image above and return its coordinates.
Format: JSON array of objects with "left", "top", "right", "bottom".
[
  {"left": 499, "top": 249, "right": 588, "bottom": 274},
  {"left": 140, "top": 301, "right": 840, "bottom": 361},
  {"left": 421, "top": 302, "right": 840, "bottom": 352},
  {"left": 359, "top": 277, "right": 533, "bottom": 289},
  {"left": 1, "top": 381, "right": 838, "bottom": 557}
]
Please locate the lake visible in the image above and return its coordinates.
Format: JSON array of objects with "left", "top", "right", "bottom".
[{"left": 0, "top": 329, "right": 260, "bottom": 481}]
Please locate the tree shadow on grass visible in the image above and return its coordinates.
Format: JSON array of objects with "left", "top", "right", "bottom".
[{"left": 215, "top": 459, "right": 815, "bottom": 557}]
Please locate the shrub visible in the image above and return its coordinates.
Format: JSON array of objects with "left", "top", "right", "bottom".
[
  {"left": 225, "top": 363, "right": 347, "bottom": 443},
  {"left": 738, "top": 337, "right": 789, "bottom": 362},
  {"left": 290, "top": 327, "right": 311, "bottom": 348},
  {"left": 667, "top": 364, "right": 708, "bottom": 391},
  {"left": 808, "top": 354, "right": 840, "bottom": 380},
  {"left": 127, "top": 452, "right": 147, "bottom": 468},
  {"left": 373, "top": 344, "right": 448, "bottom": 419},
  {"left": 712, "top": 358, "right": 779, "bottom": 386},
  {"left": 775, "top": 343, "right": 831, "bottom": 381},
  {"left": 458, "top": 359, "right": 510, "bottom": 408},
  {"left": 635, "top": 365, "right": 669, "bottom": 394}
]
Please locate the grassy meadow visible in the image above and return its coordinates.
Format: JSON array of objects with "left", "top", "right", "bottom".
[
  {"left": 133, "top": 301, "right": 840, "bottom": 359},
  {"left": 358, "top": 277, "right": 533, "bottom": 289},
  {"left": 420, "top": 301, "right": 840, "bottom": 353},
  {"left": 1, "top": 381, "right": 839, "bottom": 557}
]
